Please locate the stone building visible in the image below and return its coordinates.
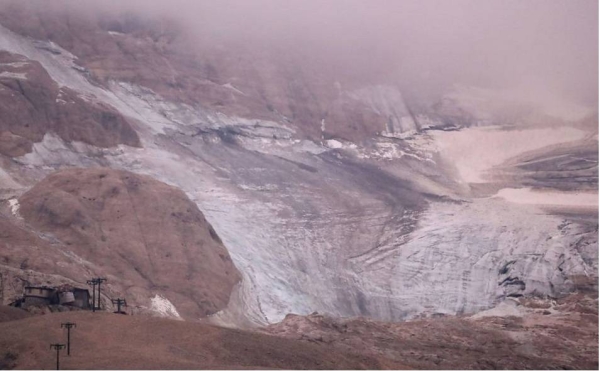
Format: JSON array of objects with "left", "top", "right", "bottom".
[{"left": 11, "top": 285, "right": 91, "bottom": 310}]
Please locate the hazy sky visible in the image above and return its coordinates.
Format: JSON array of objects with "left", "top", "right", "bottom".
[{"left": 9, "top": 0, "right": 600, "bottom": 107}]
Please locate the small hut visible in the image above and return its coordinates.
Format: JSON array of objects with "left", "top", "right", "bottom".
[
  {"left": 23, "top": 286, "right": 56, "bottom": 307},
  {"left": 13, "top": 285, "right": 91, "bottom": 310}
]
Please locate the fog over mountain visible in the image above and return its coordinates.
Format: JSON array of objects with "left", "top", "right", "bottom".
[
  {"left": 15, "top": 0, "right": 597, "bottom": 107},
  {"left": 0, "top": 1, "right": 597, "bottom": 369}
]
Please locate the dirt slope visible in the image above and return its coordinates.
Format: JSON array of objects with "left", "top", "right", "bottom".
[
  {"left": 0, "top": 306, "right": 30, "bottom": 323},
  {"left": 14, "top": 167, "right": 239, "bottom": 319},
  {"left": 0, "top": 294, "right": 596, "bottom": 370},
  {"left": 265, "top": 294, "right": 599, "bottom": 370},
  {"left": 0, "top": 311, "right": 389, "bottom": 370}
]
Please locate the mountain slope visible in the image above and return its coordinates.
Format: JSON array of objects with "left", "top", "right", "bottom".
[
  {"left": 0, "top": 311, "right": 390, "bottom": 370},
  {"left": 0, "top": 2, "right": 595, "bottom": 329},
  {"left": 3, "top": 168, "right": 240, "bottom": 319}
]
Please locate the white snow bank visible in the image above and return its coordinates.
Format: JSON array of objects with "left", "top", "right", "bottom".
[
  {"left": 149, "top": 294, "right": 183, "bottom": 320},
  {"left": 325, "top": 139, "right": 343, "bottom": 149}
]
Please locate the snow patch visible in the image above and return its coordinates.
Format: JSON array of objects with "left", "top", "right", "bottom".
[
  {"left": 149, "top": 294, "right": 183, "bottom": 320},
  {"left": 222, "top": 83, "right": 246, "bottom": 96},
  {"left": 0, "top": 61, "right": 29, "bottom": 68},
  {"left": 471, "top": 299, "right": 523, "bottom": 319},
  {"left": 351, "top": 139, "right": 434, "bottom": 163},
  {"left": 325, "top": 139, "right": 343, "bottom": 149},
  {"left": 0, "top": 71, "right": 27, "bottom": 80},
  {"left": 15, "top": 133, "right": 101, "bottom": 167},
  {"left": 8, "top": 198, "right": 19, "bottom": 216},
  {"left": 239, "top": 183, "right": 278, "bottom": 192}
]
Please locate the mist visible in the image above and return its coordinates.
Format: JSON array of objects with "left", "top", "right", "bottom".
[{"left": 6, "top": 0, "right": 599, "bottom": 109}]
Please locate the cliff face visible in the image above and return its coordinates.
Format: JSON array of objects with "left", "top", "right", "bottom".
[
  {"left": 0, "top": 3, "right": 422, "bottom": 142},
  {"left": 0, "top": 50, "right": 139, "bottom": 157},
  {"left": 7, "top": 168, "right": 240, "bottom": 319}
]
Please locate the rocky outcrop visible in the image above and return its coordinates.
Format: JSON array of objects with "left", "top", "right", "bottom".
[
  {"left": 0, "top": 3, "right": 416, "bottom": 142},
  {"left": 0, "top": 51, "right": 139, "bottom": 157},
  {"left": 15, "top": 168, "right": 240, "bottom": 319},
  {"left": 0, "top": 214, "right": 92, "bottom": 304}
]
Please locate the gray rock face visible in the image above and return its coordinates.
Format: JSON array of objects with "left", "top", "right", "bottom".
[{"left": 0, "top": 23, "right": 596, "bottom": 327}]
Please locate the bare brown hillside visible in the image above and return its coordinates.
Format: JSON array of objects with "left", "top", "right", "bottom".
[
  {"left": 264, "top": 294, "right": 599, "bottom": 370},
  {"left": 0, "top": 306, "right": 30, "bottom": 323},
  {"left": 0, "top": 294, "right": 596, "bottom": 370},
  {"left": 12, "top": 167, "right": 240, "bottom": 319},
  {"left": 0, "top": 311, "right": 389, "bottom": 370}
]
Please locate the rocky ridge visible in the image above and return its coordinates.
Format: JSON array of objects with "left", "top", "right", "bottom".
[{"left": 0, "top": 50, "right": 139, "bottom": 157}]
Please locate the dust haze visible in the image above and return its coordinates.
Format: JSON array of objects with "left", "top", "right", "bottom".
[{"left": 10, "top": 0, "right": 599, "bottom": 109}]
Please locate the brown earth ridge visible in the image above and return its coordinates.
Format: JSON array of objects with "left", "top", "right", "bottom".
[
  {"left": 0, "top": 293, "right": 596, "bottom": 370},
  {"left": 0, "top": 311, "right": 390, "bottom": 370},
  {"left": 2, "top": 167, "right": 240, "bottom": 319}
]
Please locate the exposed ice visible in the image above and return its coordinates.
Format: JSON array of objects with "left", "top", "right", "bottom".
[{"left": 0, "top": 61, "right": 30, "bottom": 67}]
